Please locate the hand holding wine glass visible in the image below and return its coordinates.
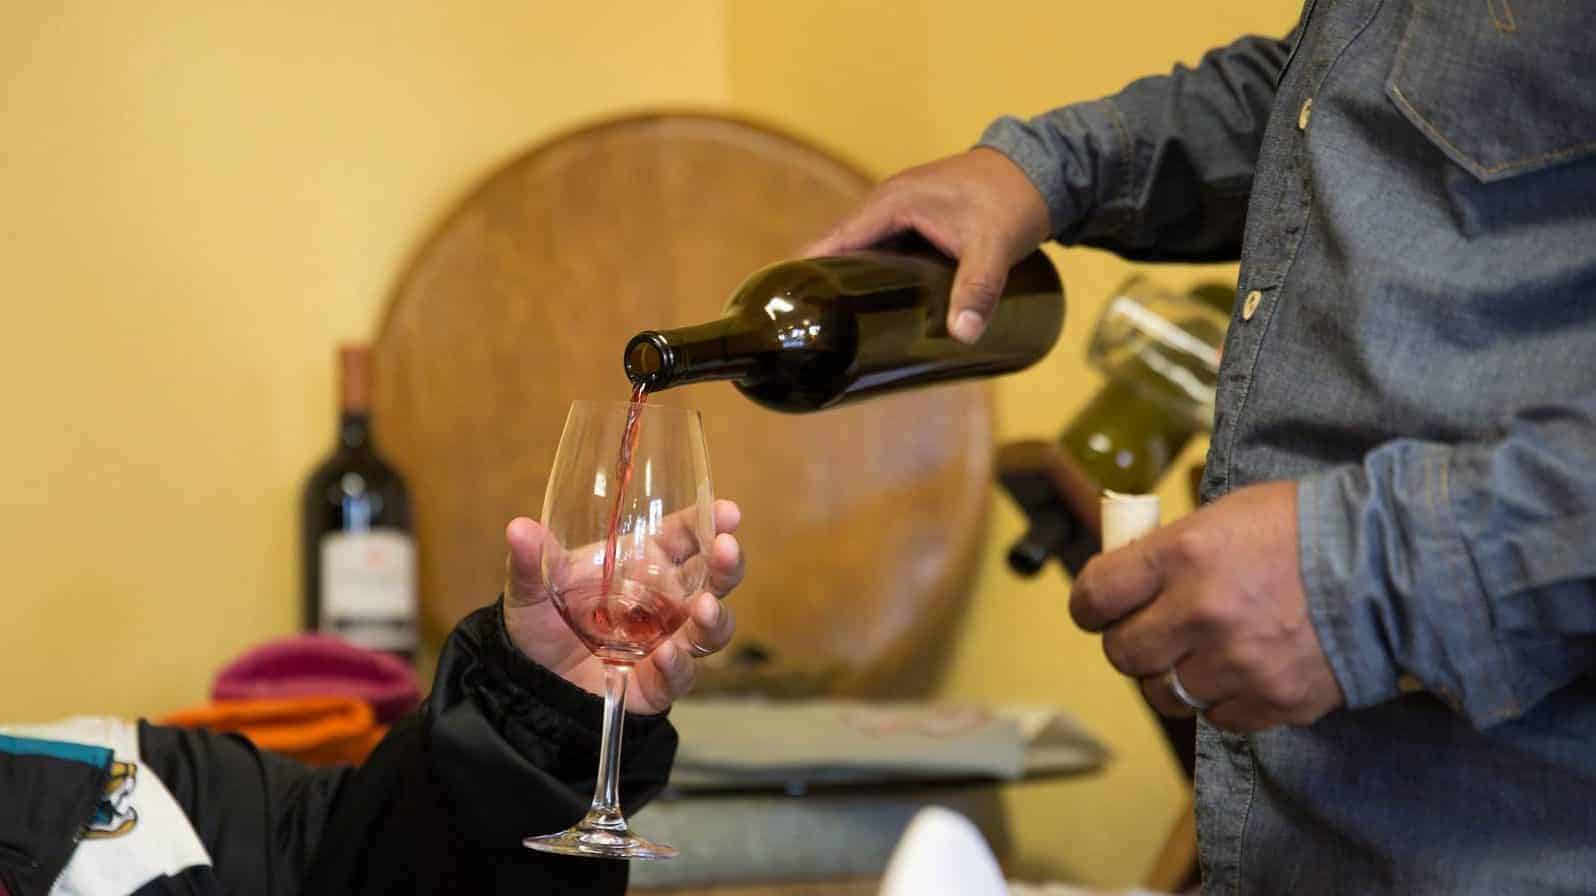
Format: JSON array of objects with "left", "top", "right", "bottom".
[
  {"left": 522, "top": 399, "right": 724, "bottom": 860},
  {"left": 501, "top": 499, "right": 744, "bottom": 715}
]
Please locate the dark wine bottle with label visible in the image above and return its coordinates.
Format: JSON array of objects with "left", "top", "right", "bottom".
[
  {"left": 301, "top": 345, "right": 418, "bottom": 661},
  {"left": 623, "top": 236, "right": 1064, "bottom": 412}
]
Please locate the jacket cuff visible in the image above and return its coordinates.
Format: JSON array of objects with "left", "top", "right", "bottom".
[
  {"left": 488, "top": 597, "right": 670, "bottom": 751},
  {"left": 427, "top": 600, "right": 680, "bottom": 840}
]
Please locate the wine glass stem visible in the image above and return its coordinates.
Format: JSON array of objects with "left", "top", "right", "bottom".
[{"left": 586, "top": 661, "right": 632, "bottom": 828}]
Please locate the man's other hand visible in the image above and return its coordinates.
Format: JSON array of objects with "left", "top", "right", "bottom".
[{"left": 1071, "top": 482, "right": 1345, "bottom": 733}]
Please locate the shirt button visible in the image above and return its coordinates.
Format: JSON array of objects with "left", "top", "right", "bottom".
[
  {"left": 1298, "top": 97, "right": 1313, "bottom": 130},
  {"left": 1242, "top": 289, "right": 1263, "bottom": 320}
]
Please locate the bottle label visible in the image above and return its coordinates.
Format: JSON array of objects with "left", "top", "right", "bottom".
[{"left": 319, "top": 528, "right": 417, "bottom": 652}]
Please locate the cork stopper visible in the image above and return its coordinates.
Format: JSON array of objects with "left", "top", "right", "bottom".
[
  {"left": 1100, "top": 490, "right": 1161, "bottom": 552},
  {"left": 338, "top": 344, "right": 372, "bottom": 412}
]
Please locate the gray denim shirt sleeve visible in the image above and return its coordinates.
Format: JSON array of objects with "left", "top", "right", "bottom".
[
  {"left": 976, "top": 33, "right": 1289, "bottom": 261},
  {"left": 1298, "top": 397, "right": 1596, "bottom": 730}
]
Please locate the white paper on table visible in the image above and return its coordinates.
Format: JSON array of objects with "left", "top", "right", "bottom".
[{"left": 879, "top": 806, "right": 1007, "bottom": 896}]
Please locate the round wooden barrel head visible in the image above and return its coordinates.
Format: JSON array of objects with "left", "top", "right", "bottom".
[{"left": 373, "top": 113, "right": 991, "bottom": 692}]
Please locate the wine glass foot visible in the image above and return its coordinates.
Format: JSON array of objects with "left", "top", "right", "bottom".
[{"left": 524, "top": 817, "right": 678, "bottom": 861}]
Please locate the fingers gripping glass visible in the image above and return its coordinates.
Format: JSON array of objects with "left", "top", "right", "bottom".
[{"left": 524, "top": 400, "right": 714, "bottom": 860}]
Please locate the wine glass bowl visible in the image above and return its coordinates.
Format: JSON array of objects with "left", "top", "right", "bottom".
[
  {"left": 525, "top": 398, "right": 713, "bottom": 861},
  {"left": 1085, "top": 275, "right": 1226, "bottom": 430}
]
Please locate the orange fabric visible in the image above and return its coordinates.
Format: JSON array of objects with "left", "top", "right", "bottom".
[{"left": 160, "top": 696, "right": 387, "bottom": 766}]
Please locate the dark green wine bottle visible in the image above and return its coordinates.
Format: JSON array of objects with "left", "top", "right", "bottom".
[
  {"left": 1001, "top": 280, "right": 1231, "bottom": 577},
  {"left": 1001, "top": 379, "right": 1200, "bottom": 576},
  {"left": 1189, "top": 282, "right": 1238, "bottom": 317},
  {"left": 623, "top": 238, "right": 1064, "bottom": 412},
  {"left": 1061, "top": 379, "right": 1201, "bottom": 496}
]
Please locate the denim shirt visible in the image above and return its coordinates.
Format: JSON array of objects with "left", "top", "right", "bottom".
[{"left": 981, "top": 1, "right": 1596, "bottom": 892}]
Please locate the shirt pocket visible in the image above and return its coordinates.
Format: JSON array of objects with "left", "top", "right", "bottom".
[{"left": 1385, "top": 0, "right": 1596, "bottom": 182}]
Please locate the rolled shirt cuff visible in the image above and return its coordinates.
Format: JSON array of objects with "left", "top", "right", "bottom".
[{"left": 1296, "top": 460, "right": 1523, "bottom": 727}]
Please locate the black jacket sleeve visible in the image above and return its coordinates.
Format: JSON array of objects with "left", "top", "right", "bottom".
[
  {"left": 137, "top": 722, "right": 349, "bottom": 894},
  {"left": 141, "top": 599, "right": 677, "bottom": 896}
]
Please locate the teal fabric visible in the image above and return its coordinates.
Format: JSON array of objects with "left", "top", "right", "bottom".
[{"left": 0, "top": 733, "right": 111, "bottom": 771}]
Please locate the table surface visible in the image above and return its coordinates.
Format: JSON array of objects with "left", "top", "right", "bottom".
[{"left": 632, "top": 881, "right": 878, "bottom": 896}]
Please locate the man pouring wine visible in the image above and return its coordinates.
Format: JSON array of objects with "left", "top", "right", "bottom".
[{"left": 790, "top": 3, "right": 1596, "bottom": 893}]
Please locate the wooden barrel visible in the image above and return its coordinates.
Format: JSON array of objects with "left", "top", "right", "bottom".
[{"left": 372, "top": 112, "right": 991, "bottom": 693}]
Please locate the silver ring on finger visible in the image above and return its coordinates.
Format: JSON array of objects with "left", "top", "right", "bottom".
[
  {"left": 686, "top": 639, "right": 714, "bottom": 659},
  {"left": 1166, "top": 668, "right": 1211, "bottom": 712}
]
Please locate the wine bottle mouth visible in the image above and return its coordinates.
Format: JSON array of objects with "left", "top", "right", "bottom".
[
  {"left": 1006, "top": 539, "right": 1049, "bottom": 576},
  {"left": 624, "top": 332, "right": 671, "bottom": 385}
]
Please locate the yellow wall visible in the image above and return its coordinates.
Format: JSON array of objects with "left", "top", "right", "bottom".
[
  {"left": 0, "top": 0, "right": 726, "bottom": 719},
  {"left": 2, "top": 0, "right": 1291, "bottom": 888},
  {"left": 724, "top": 2, "right": 1292, "bottom": 886}
]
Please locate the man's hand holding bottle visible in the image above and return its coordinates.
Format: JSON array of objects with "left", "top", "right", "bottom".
[{"left": 804, "top": 148, "right": 1052, "bottom": 344}]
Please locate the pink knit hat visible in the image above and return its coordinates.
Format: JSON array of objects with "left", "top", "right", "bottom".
[{"left": 212, "top": 634, "right": 421, "bottom": 724}]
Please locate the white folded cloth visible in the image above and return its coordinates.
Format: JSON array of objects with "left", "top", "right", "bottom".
[{"left": 880, "top": 806, "right": 1007, "bottom": 896}]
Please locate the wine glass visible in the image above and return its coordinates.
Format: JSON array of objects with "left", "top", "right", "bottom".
[
  {"left": 1086, "top": 275, "right": 1226, "bottom": 430},
  {"left": 523, "top": 398, "right": 713, "bottom": 861}
]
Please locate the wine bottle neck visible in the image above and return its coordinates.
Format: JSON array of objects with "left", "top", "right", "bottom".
[
  {"left": 335, "top": 344, "right": 376, "bottom": 452},
  {"left": 338, "top": 411, "right": 373, "bottom": 451},
  {"left": 625, "top": 318, "right": 764, "bottom": 391}
]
